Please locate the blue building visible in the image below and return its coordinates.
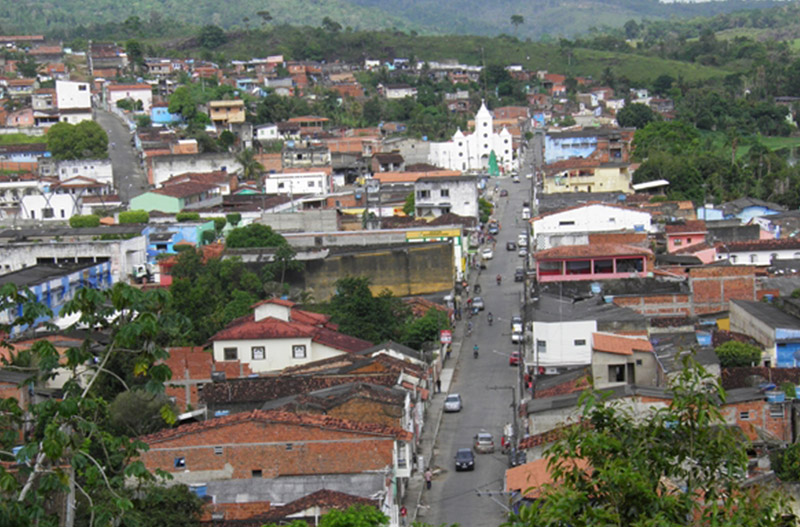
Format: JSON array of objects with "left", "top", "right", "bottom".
[
  {"left": 0, "top": 261, "right": 113, "bottom": 335},
  {"left": 730, "top": 300, "right": 800, "bottom": 368},
  {"left": 143, "top": 222, "right": 215, "bottom": 263},
  {"left": 151, "top": 104, "right": 182, "bottom": 125},
  {"left": 720, "top": 197, "right": 785, "bottom": 224},
  {"left": 0, "top": 143, "right": 51, "bottom": 164}
]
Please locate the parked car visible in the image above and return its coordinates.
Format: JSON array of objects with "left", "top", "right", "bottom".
[
  {"left": 472, "top": 296, "right": 485, "bottom": 310},
  {"left": 517, "top": 235, "right": 528, "bottom": 247},
  {"left": 455, "top": 448, "right": 475, "bottom": 471},
  {"left": 511, "top": 332, "right": 522, "bottom": 344},
  {"left": 444, "top": 394, "right": 463, "bottom": 412},
  {"left": 488, "top": 224, "right": 499, "bottom": 235},
  {"left": 513, "top": 175, "right": 520, "bottom": 183},
  {"left": 514, "top": 268, "right": 525, "bottom": 282},
  {"left": 510, "top": 316, "right": 523, "bottom": 333},
  {"left": 521, "top": 207, "right": 531, "bottom": 220},
  {"left": 481, "top": 247, "right": 494, "bottom": 260},
  {"left": 506, "top": 241, "right": 517, "bottom": 251},
  {"left": 518, "top": 247, "right": 527, "bottom": 258},
  {"left": 509, "top": 350, "right": 520, "bottom": 366},
  {"left": 499, "top": 189, "right": 509, "bottom": 197},
  {"left": 474, "top": 432, "right": 495, "bottom": 454}
]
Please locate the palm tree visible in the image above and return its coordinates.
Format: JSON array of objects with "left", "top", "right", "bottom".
[
  {"left": 235, "top": 148, "right": 264, "bottom": 181},
  {"left": 510, "top": 14, "right": 524, "bottom": 38}
]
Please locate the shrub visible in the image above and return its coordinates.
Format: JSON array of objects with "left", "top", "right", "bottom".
[
  {"left": 119, "top": 210, "right": 150, "bottom": 224},
  {"left": 69, "top": 214, "right": 100, "bottom": 228},
  {"left": 201, "top": 229, "right": 215, "bottom": 245},
  {"left": 714, "top": 340, "right": 762, "bottom": 367},
  {"left": 226, "top": 212, "right": 242, "bottom": 227},
  {"left": 176, "top": 212, "right": 200, "bottom": 222},
  {"left": 774, "top": 443, "right": 800, "bottom": 481},
  {"left": 212, "top": 217, "right": 227, "bottom": 233}
]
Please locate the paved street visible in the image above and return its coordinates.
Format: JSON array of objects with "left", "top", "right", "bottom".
[
  {"left": 94, "top": 108, "right": 148, "bottom": 204},
  {"left": 423, "top": 175, "right": 530, "bottom": 526}
]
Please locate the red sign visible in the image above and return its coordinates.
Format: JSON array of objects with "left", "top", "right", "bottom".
[{"left": 440, "top": 330, "right": 452, "bottom": 344}]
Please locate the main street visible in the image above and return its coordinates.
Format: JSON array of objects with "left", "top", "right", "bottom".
[
  {"left": 94, "top": 108, "right": 148, "bottom": 204},
  {"left": 426, "top": 175, "right": 530, "bottom": 526}
]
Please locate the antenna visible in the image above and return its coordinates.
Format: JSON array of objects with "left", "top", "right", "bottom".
[{"left": 481, "top": 46, "right": 488, "bottom": 101}]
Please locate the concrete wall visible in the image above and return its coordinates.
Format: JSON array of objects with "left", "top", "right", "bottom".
[
  {"left": 303, "top": 242, "right": 454, "bottom": 300},
  {"left": 259, "top": 210, "right": 339, "bottom": 233},
  {"left": 0, "top": 236, "right": 147, "bottom": 283},
  {"left": 212, "top": 336, "right": 343, "bottom": 374},
  {"left": 531, "top": 320, "right": 596, "bottom": 367},
  {"left": 729, "top": 301, "right": 775, "bottom": 364},
  {"left": 56, "top": 80, "right": 90, "bottom": 110},
  {"left": 591, "top": 350, "right": 660, "bottom": 389},
  {"left": 151, "top": 154, "right": 241, "bottom": 187}
]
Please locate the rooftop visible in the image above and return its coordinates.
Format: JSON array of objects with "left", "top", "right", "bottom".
[
  {"left": 535, "top": 243, "right": 652, "bottom": 260},
  {"left": 731, "top": 300, "right": 800, "bottom": 330},
  {"left": 0, "top": 262, "right": 101, "bottom": 287}
]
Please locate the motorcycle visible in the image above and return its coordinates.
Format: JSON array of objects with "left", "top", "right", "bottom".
[
  {"left": 473, "top": 345, "right": 479, "bottom": 358},
  {"left": 487, "top": 313, "right": 493, "bottom": 326},
  {"left": 474, "top": 283, "right": 481, "bottom": 294},
  {"left": 496, "top": 275, "right": 502, "bottom": 286}
]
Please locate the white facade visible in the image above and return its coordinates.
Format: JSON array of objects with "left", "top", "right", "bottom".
[
  {"left": 211, "top": 336, "right": 349, "bottom": 374},
  {"left": 107, "top": 86, "right": 153, "bottom": 112},
  {"left": 531, "top": 320, "right": 596, "bottom": 367},
  {"left": 56, "top": 80, "right": 91, "bottom": 110},
  {"left": 151, "top": 154, "right": 241, "bottom": 188},
  {"left": 255, "top": 123, "right": 279, "bottom": 141},
  {"left": 263, "top": 171, "right": 331, "bottom": 195},
  {"left": 532, "top": 203, "right": 653, "bottom": 250},
  {"left": 428, "top": 102, "right": 516, "bottom": 173},
  {"left": 716, "top": 248, "right": 800, "bottom": 266},
  {"left": 21, "top": 193, "right": 80, "bottom": 221},
  {"left": 59, "top": 110, "right": 93, "bottom": 125},
  {"left": 54, "top": 159, "right": 113, "bottom": 185},
  {"left": 414, "top": 176, "right": 478, "bottom": 218}
]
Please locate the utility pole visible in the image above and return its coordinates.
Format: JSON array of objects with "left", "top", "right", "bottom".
[{"left": 488, "top": 385, "right": 517, "bottom": 449}]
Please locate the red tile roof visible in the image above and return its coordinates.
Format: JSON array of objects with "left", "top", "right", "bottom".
[
  {"left": 665, "top": 220, "right": 706, "bottom": 235},
  {"left": 535, "top": 243, "right": 652, "bottom": 260},
  {"left": 256, "top": 490, "right": 376, "bottom": 523},
  {"left": 107, "top": 83, "right": 151, "bottom": 91},
  {"left": 152, "top": 181, "right": 215, "bottom": 199},
  {"left": 140, "top": 409, "right": 412, "bottom": 444},
  {"left": 591, "top": 333, "right": 652, "bottom": 356},
  {"left": 720, "top": 238, "right": 800, "bottom": 252}
]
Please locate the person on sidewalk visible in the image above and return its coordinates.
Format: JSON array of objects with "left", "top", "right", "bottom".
[
  {"left": 424, "top": 468, "right": 432, "bottom": 490},
  {"left": 436, "top": 378, "right": 442, "bottom": 393}
]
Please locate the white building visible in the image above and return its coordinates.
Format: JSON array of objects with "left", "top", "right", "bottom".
[
  {"left": 532, "top": 319, "right": 596, "bottom": 368},
  {"left": 263, "top": 171, "right": 331, "bottom": 195},
  {"left": 42, "top": 159, "right": 114, "bottom": 185},
  {"left": 532, "top": 203, "right": 653, "bottom": 251},
  {"left": 55, "top": 80, "right": 92, "bottom": 124},
  {"left": 106, "top": 84, "right": 153, "bottom": 113},
  {"left": 210, "top": 299, "right": 372, "bottom": 374},
  {"left": 715, "top": 238, "right": 800, "bottom": 266},
  {"left": 150, "top": 153, "right": 241, "bottom": 188},
  {"left": 414, "top": 175, "right": 478, "bottom": 219},
  {"left": 428, "top": 101, "right": 515, "bottom": 173},
  {"left": 255, "top": 123, "right": 279, "bottom": 142},
  {"left": 20, "top": 177, "right": 114, "bottom": 221}
]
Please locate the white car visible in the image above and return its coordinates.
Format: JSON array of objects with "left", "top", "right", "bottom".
[
  {"left": 511, "top": 331, "right": 523, "bottom": 344},
  {"left": 444, "top": 394, "right": 463, "bottom": 412},
  {"left": 481, "top": 247, "right": 494, "bottom": 260}
]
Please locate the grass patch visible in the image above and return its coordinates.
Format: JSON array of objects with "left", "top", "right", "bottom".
[
  {"left": 0, "top": 133, "right": 46, "bottom": 145},
  {"left": 701, "top": 131, "right": 800, "bottom": 160}
]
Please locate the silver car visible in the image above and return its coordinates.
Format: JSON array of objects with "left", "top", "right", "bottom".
[
  {"left": 474, "top": 431, "right": 495, "bottom": 454},
  {"left": 444, "top": 393, "right": 463, "bottom": 412}
]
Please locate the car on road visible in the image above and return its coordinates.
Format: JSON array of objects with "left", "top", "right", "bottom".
[
  {"left": 511, "top": 332, "right": 522, "bottom": 344},
  {"left": 499, "top": 189, "right": 509, "bottom": 197},
  {"left": 488, "top": 224, "right": 499, "bottom": 235},
  {"left": 521, "top": 207, "right": 531, "bottom": 219},
  {"left": 510, "top": 316, "right": 523, "bottom": 333},
  {"left": 444, "top": 394, "right": 463, "bottom": 412},
  {"left": 509, "top": 351, "right": 520, "bottom": 366},
  {"left": 513, "top": 175, "right": 520, "bottom": 183},
  {"left": 455, "top": 448, "right": 475, "bottom": 471},
  {"left": 517, "top": 235, "right": 528, "bottom": 247},
  {"left": 474, "top": 432, "right": 495, "bottom": 454},
  {"left": 518, "top": 247, "right": 527, "bottom": 258},
  {"left": 481, "top": 247, "right": 494, "bottom": 260},
  {"left": 514, "top": 268, "right": 525, "bottom": 282},
  {"left": 472, "top": 296, "right": 485, "bottom": 310},
  {"left": 506, "top": 241, "right": 517, "bottom": 251}
]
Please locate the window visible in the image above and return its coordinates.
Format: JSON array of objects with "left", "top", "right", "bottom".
[
  {"left": 214, "top": 446, "right": 223, "bottom": 455},
  {"left": 574, "top": 339, "right": 586, "bottom": 346},
  {"left": 223, "top": 347, "right": 237, "bottom": 361},
  {"left": 440, "top": 189, "right": 450, "bottom": 197},
  {"left": 78, "top": 85, "right": 86, "bottom": 91},
  {"left": 636, "top": 359, "right": 643, "bottom": 366},
  {"left": 608, "top": 365, "right": 625, "bottom": 383},
  {"left": 174, "top": 457, "right": 186, "bottom": 468},
  {"left": 60, "top": 210, "right": 65, "bottom": 218},
  {"left": 739, "top": 411, "right": 750, "bottom": 420},
  {"left": 483, "top": 133, "right": 488, "bottom": 139},
  {"left": 750, "top": 254, "right": 758, "bottom": 263},
  {"left": 558, "top": 220, "right": 575, "bottom": 226},
  {"left": 608, "top": 217, "right": 616, "bottom": 223},
  {"left": 251, "top": 469, "right": 262, "bottom": 478},
  {"left": 308, "top": 181, "right": 314, "bottom": 187},
  {"left": 674, "top": 239, "right": 683, "bottom": 246},
  {"left": 30, "top": 210, "right": 35, "bottom": 219},
  {"left": 770, "top": 405, "right": 784, "bottom": 419},
  {"left": 286, "top": 443, "right": 294, "bottom": 451},
  {"left": 278, "top": 182, "right": 285, "bottom": 189},
  {"left": 292, "top": 345, "right": 307, "bottom": 359},
  {"left": 536, "top": 340, "right": 547, "bottom": 354},
  {"left": 416, "top": 190, "right": 430, "bottom": 199},
  {"left": 251, "top": 346, "right": 266, "bottom": 360},
  {"left": 42, "top": 208, "right": 54, "bottom": 218},
  {"left": 687, "top": 238, "right": 692, "bottom": 243}
]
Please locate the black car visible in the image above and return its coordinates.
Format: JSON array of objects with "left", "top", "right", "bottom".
[
  {"left": 506, "top": 241, "right": 517, "bottom": 251},
  {"left": 455, "top": 448, "right": 475, "bottom": 471},
  {"left": 514, "top": 267, "right": 525, "bottom": 282},
  {"left": 499, "top": 189, "right": 509, "bottom": 197}
]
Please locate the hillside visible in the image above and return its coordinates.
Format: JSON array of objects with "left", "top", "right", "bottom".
[{"left": 0, "top": 0, "right": 793, "bottom": 39}]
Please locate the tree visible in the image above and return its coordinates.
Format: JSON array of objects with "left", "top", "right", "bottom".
[
  {"left": 478, "top": 198, "right": 493, "bottom": 223},
  {"left": 504, "top": 358, "right": 788, "bottom": 527},
  {"left": 226, "top": 213, "right": 242, "bottom": 227},
  {"left": 401, "top": 308, "right": 449, "bottom": 350},
  {"left": 652, "top": 74, "right": 675, "bottom": 96},
  {"left": 175, "top": 212, "right": 200, "bottom": 222},
  {"left": 263, "top": 505, "right": 388, "bottom": 527},
  {"left": 773, "top": 442, "right": 800, "bottom": 482},
  {"left": 632, "top": 120, "right": 701, "bottom": 160},
  {"left": 17, "top": 54, "right": 39, "bottom": 78},
  {"left": 226, "top": 223, "right": 288, "bottom": 249},
  {"left": 119, "top": 210, "right": 149, "bottom": 224},
  {"left": 0, "top": 283, "right": 177, "bottom": 526},
  {"left": 616, "top": 102, "right": 658, "bottom": 129},
  {"left": 121, "top": 484, "right": 204, "bottom": 527},
  {"left": 198, "top": 24, "right": 226, "bottom": 49},
  {"left": 714, "top": 340, "right": 762, "bottom": 367},
  {"left": 327, "top": 277, "right": 409, "bottom": 344},
  {"left": 125, "top": 39, "right": 144, "bottom": 69},
  {"left": 403, "top": 192, "right": 415, "bottom": 216},
  {"left": 235, "top": 148, "right": 264, "bottom": 181},
  {"left": 47, "top": 121, "right": 109, "bottom": 160},
  {"left": 69, "top": 214, "right": 100, "bottom": 228},
  {"left": 218, "top": 130, "right": 235, "bottom": 150},
  {"left": 623, "top": 19, "right": 640, "bottom": 39},
  {"left": 108, "top": 390, "right": 176, "bottom": 437},
  {"left": 510, "top": 14, "right": 524, "bottom": 37},
  {"left": 168, "top": 86, "right": 198, "bottom": 122},
  {"left": 257, "top": 10, "right": 273, "bottom": 26},
  {"left": 321, "top": 16, "right": 342, "bottom": 33}
]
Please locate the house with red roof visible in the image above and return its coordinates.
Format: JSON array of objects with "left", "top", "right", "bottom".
[
  {"left": 209, "top": 299, "right": 373, "bottom": 374},
  {"left": 590, "top": 332, "right": 658, "bottom": 388},
  {"left": 535, "top": 243, "right": 653, "bottom": 283},
  {"left": 138, "top": 410, "right": 411, "bottom": 524},
  {"left": 665, "top": 220, "right": 707, "bottom": 253},
  {"left": 105, "top": 83, "right": 153, "bottom": 112}
]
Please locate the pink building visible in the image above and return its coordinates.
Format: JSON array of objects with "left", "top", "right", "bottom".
[
  {"left": 535, "top": 243, "right": 653, "bottom": 283},
  {"left": 665, "top": 220, "right": 707, "bottom": 253}
]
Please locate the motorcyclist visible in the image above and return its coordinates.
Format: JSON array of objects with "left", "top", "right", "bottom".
[
  {"left": 473, "top": 344, "right": 479, "bottom": 358},
  {"left": 487, "top": 312, "right": 493, "bottom": 326},
  {"left": 496, "top": 274, "right": 502, "bottom": 285},
  {"left": 467, "top": 321, "right": 473, "bottom": 336}
]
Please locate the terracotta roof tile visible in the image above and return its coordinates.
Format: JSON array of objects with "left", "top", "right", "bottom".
[
  {"left": 152, "top": 181, "right": 215, "bottom": 199},
  {"left": 140, "top": 409, "right": 412, "bottom": 444},
  {"left": 720, "top": 238, "right": 800, "bottom": 252},
  {"left": 592, "top": 332, "right": 652, "bottom": 356},
  {"left": 535, "top": 243, "right": 652, "bottom": 260},
  {"left": 665, "top": 220, "right": 707, "bottom": 235}
]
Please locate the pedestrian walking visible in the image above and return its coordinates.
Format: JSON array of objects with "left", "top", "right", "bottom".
[
  {"left": 424, "top": 468, "right": 432, "bottom": 490},
  {"left": 436, "top": 378, "right": 442, "bottom": 393},
  {"left": 400, "top": 506, "right": 407, "bottom": 526}
]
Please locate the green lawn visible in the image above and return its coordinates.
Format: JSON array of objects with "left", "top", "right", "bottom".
[
  {"left": 702, "top": 131, "right": 800, "bottom": 160},
  {"left": 0, "top": 133, "right": 46, "bottom": 145}
]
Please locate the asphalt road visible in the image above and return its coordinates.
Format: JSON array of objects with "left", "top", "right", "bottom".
[
  {"left": 425, "top": 176, "right": 530, "bottom": 527},
  {"left": 94, "top": 108, "right": 148, "bottom": 204}
]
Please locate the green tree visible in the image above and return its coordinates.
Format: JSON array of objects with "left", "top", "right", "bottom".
[
  {"left": 321, "top": 16, "right": 342, "bottom": 33},
  {"left": 403, "top": 192, "right": 415, "bottom": 216},
  {"left": 69, "top": 214, "right": 100, "bottom": 228},
  {"left": 0, "top": 283, "right": 177, "bottom": 526},
  {"left": 108, "top": 390, "right": 176, "bottom": 437},
  {"left": 176, "top": 212, "right": 200, "bottom": 222},
  {"left": 125, "top": 39, "right": 144, "bottom": 69},
  {"left": 47, "top": 121, "right": 109, "bottom": 160},
  {"left": 632, "top": 120, "right": 701, "bottom": 160},
  {"left": 226, "top": 212, "right": 242, "bottom": 227},
  {"left": 478, "top": 198, "right": 493, "bottom": 223},
  {"left": 121, "top": 484, "right": 204, "bottom": 527},
  {"left": 119, "top": 210, "right": 150, "bottom": 224},
  {"left": 235, "top": 148, "right": 264, "bottom": 181},
  {"left": 504, "top": 358, "right": 788, "bottom": 527},
  {"left": 401, "top": 308, "right": 449, "bottom": 350},
  {"left": 327, "top": 276, "right": 409, "bottom": 344},
  {"left": 226, "top": 223, "right": 288, "bottom": 248},
  {"left": 714, "top": 340, "right": 762, "bottom": 367},
  {"left": 616, "top": 102, "right": 658, "bottom": 129},
  {"left": 774, "top": 442, "right": 800, "bottom": 482},
  {"left": 263, "top": 505, "right": 388, "bottom": 527},
  {"left": 168, "top": 86, "right": 198, "bottom": 122},
  {"left": 198, "top": 24, "right": 226, "bottom": 49},
  {"left": 17, "top": 54, "right": 39, "bottom": 77},
  {"left": 218, "top": 130, "right": 235, "bottom": 150},
  {"left": 510, "top": 14, "right": 524, "bottom": 37}
]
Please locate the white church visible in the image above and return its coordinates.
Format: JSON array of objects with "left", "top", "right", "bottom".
[{"left": 428, "top": 101, "right": 516, "bottom": 173}]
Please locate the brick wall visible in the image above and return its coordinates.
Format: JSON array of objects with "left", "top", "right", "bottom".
[
  {"left": 690, "top": 266, "right": 757, "bottom": 315},
  {"left": 612, "top": 293, "right": 692, "bottom": 317},
  {"left": 141, "top": 420, "right": 395, "bottom": 481},
  {"left": 721, "top": 398, "right": 791, "bottom": 442},
  {"left": 588, "top": 232, "right": 649, "bottom": 247},
  {"left": 325, "top": 398, "right": 404, "bottom": 428}
]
